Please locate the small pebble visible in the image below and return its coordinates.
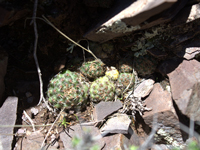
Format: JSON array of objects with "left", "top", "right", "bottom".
[
  {"left": 31, "top": 108, "right": 39, "bottom": 116},
  {"left": 16, "top": 128, "right": 26, "bottom": 136}
]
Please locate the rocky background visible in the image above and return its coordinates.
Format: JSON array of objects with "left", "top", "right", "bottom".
[{"left": 0, "top": 0, "right": 200, "bottom": 149}]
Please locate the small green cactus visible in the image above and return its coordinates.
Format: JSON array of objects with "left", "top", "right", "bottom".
[
  {"left": 47, "top": 70, "right": 89, "bottom": 109},
  {"left": 119, "top": 58, "right": 133, "bottom": 73},
  {"left": 89, "top": 76, "right": 115, "bottom": 103},
  {"left": 117, "top": 73, "right": 135, "bottom": 90},
  {"left": 134, "top": 55, "right": 158, "bottom": 77},
  {"left": 80, "top": 59, "right": 105, "bottom": 79}
]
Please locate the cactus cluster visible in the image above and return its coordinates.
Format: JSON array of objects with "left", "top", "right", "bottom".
[
  {"left": 47, "top": 57, "right": 137, "bottom": 110},
  {"left": 134, "top": 55, "right": 158, "bottom": 77},
  {"left": 119, "top": 58, "right": 133, "bottom": 73},
  {"left": 117, "top": 73, "right": 135, "bottom": 91},
  {"left": 89, "top": 76, "right": 115, "bottom": 103},
  {"left": 47, "top": 70, "right": 89, "bottom": 109},
  {"left": 79, "top": 59, "right": 105, "bottom": 79}
]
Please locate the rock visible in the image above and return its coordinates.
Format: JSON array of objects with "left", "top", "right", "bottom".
[
  {"left": 15, "top": 131, "right": 44, "bottom": 150},
  {"left": 181, "top": 47, "right": 200, "bottom": 60},
  {"left": 84, "top": 0, "right": 183, "bottom": 42},
  {"left": 93, "top": 100, "right": 123, "bottom": 122},
  {"left": 133, "top": 78, "right": 155, "bottom": 98},
  {"left": 16, "top": 128, "right": 26, "bottom": 137},
  {"left": 185, "top": 83, "right": 200, "bottom": 121},
  {"left": 165, "top": 60, "right": 200, "bottom": 121},
  {"left": 31, "top": 108, "right": 39, "bottom": 116},
  {"left": 102, "top": 126, "right": 144, "bottom": 150},
  {"left": 100, "top": 113, "right": 131, "bottom": 135},
  {"left": 0, "top": 50, "right": 8, "bottom": 103},
  {"left": 60, "top": 123, "right": 144, "bottom": 150},
  {"left": 175, "top": 37, "right": 200, "bottom": 60},
  {"left": 143, "top": 83, "right": 184, "bottom": 146},
  {"left": 171, "top": 3, "right": 200, "bottom": 26},
  {"left": 0, "top": 97, "right": 18, "bottom": 150},
  {"left": 186, "top": 3, "right": 200, "bottom": 23},
  {"left": 139, "top": 0, "right": 188, "bottom": 30},
  {"left": 60, "top": 124, "right": 105, "bottom": 150}
]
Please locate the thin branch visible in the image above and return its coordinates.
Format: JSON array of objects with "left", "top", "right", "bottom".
[
  {"left": 123, "top": 64, "right": 135, "bottom": 94},
  {"left": 31, "top": 0, "right": 52, "bottom": 110},
  {"left": 42, "top": 15, "right": 98, "bottom": 59},
  {"left": 23, "top": 110, "right": 36, "bottom": 132},
  {"left": 41, "top": 108, "right": 65, "bottom": 148}
]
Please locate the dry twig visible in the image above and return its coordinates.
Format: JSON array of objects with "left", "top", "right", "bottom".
[
  {"left": 41, "top": 108, "right": 65, "bottom": 148},
  {"left": 31, "top": 0, "right": 52, "bottom": 110},
  {"left": 42, "top": 15, "right": 97, "bottom": 59},
  {"left": 23, "top": 110, "right": 36, "bottom": 132}
]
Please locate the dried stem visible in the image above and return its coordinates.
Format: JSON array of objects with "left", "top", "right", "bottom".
[
  {"left": 42, "top": 15, "right": 98, "bottom": 59},
  {"left": 31, "top": 0, "right": 52, "bottom": 110},
  {"left": 23, "top": 110, "right": 35, "bottom": 132},
  {"left": 41, "top": 108, "right": 65, "bottom": 148}
]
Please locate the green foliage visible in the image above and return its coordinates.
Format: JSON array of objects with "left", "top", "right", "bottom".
[
  {"left": 186, "top": 140, "right": 200, "bottom": 150},
  {"left": 47, "top": 70, "right": 89, "bottom": 109},
  {"left": 90, "top": 145, "right": 100, "bottom": 150},
  {"left": 80, "top": 59, "right": 105, "bottom": 79},
  {"left": 59, "top": 117, "right": 70, "bottom": 128},
  {"left": 89, "top": 76, "right": 115, "bottom": 103},
  {"left": 129, "top": 145, "right": 139, "bottom": 150},
  {"left": 72, "top": 136, "right": 81, "bottom": 148}
]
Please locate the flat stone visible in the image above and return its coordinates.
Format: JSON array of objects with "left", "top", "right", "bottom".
[
  {"left": 15, "top": 131, "right": 44, "bottom": 150},
  {"left": 93, "top": 100, "right": 123, "bottom": 122},
  {"left": 102, "top": 126, "right": 143, "bottom": 150},
  {"left": 169, "top": 3, "right": 200, "bottom": 27},
  {"left": 184, "top": 82, "right": 200, "bottom": 122},
  {"left": 175, "top": 37, "right": 200, "bottom": 60},
  {"left": 60, "top": 124, "right": 144, "bottom": 150},
  {"left": 182, "top": 47, "right": 200, "bottom": 60},
  {"left": 133, "top": 78, "right": 155, "bottom": 98},
  {"left": 84, "top": 0, "right": 178, "bottom": 42},
  {"left": 0, "top": 97, "right": 18, "bottom": 150},
  {"left": 166, "top": 60, "right": 200, "bottom": 120},
  {"left": 186, "top": 3, "right": 200, "bottom": 23},
  {"left": 143, "top": 83, "right": 184, "bottom": 145},
  {"left": 139, "top": 0, "right": 188, "bottom": 30},
  {"left": 60, "top": 124, "right": 105, "bottom": 150},
  {"left": 100, "top": 113, "right": 131, "bottom": 135}
]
